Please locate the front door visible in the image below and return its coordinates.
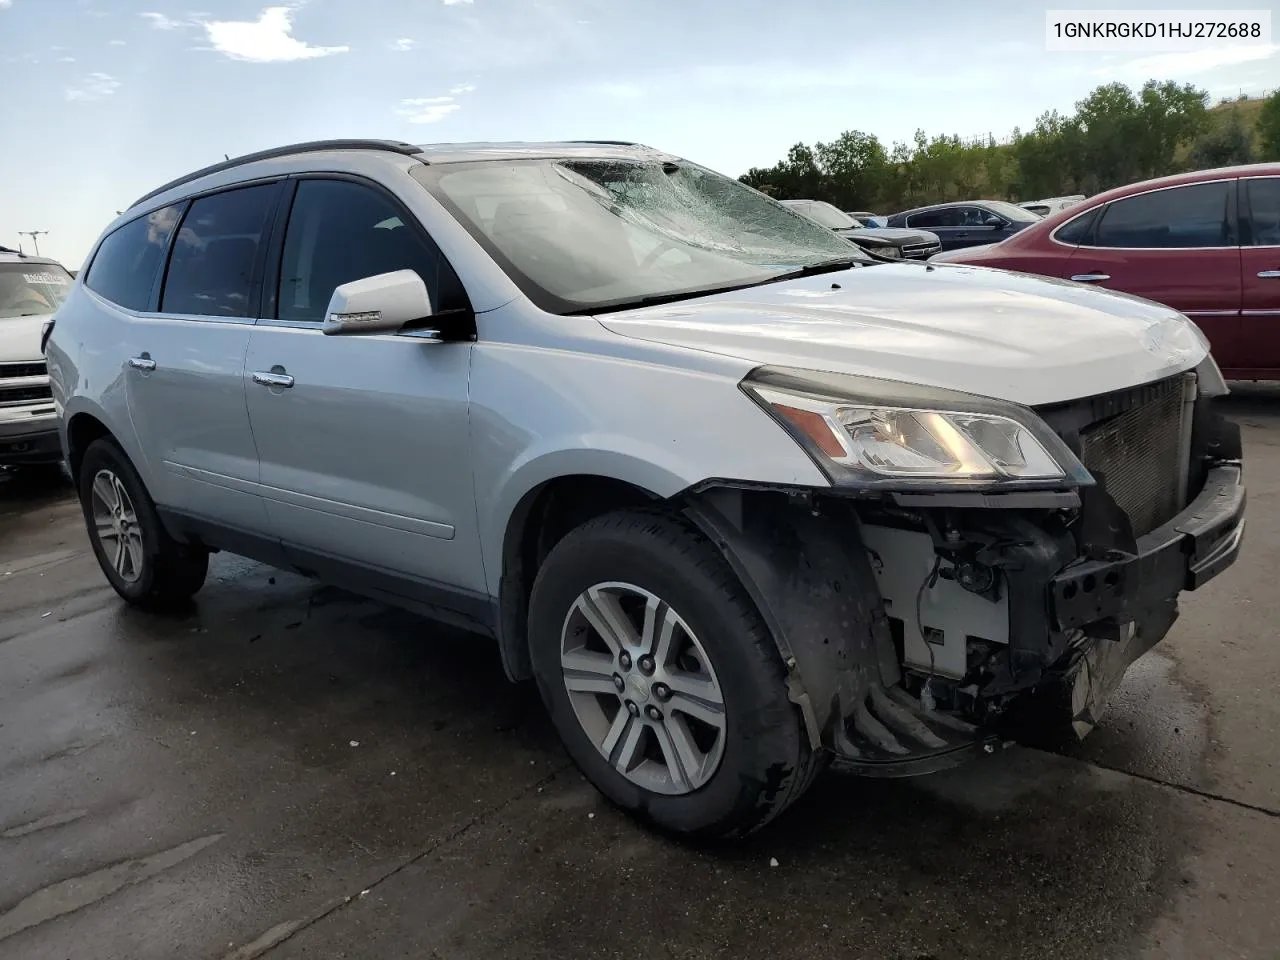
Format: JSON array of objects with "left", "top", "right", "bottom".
[
  {"left": 124, "top": 183, "right": 283, "bottom": 533},
  {"left": 1064, "top": 179, "right": 1243, "bottom": 370},
  {"left": 244, "top": 176, "right": 486, "bottom": 608},
  {"left": 1240, "top": 175, "right": 1280, "bottom": 376}
]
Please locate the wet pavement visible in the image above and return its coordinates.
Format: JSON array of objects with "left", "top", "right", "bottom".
[{"left": 1, "top": 387, "right": 1279, "bottom": 960}]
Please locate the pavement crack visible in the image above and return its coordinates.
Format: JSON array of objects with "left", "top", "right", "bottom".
[
  {"left": 1047, "top": 750, "right": 1280, "bottom": 819},
  {"left": 1, "top": 809, "right": 89, "bottom": 839},
  {"left": 0, "top": 833, "right": 223, "bottom": 942},
  {"left": 220, "top": 764, "right": 572, "bottom": 960}
]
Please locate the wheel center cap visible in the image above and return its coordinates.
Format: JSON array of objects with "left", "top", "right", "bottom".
[{"left": 627, "top": 674, "right": 649, "bottom": 703}]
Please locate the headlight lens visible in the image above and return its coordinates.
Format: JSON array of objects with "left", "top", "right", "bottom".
[
  {"left": 743, "top": 368, "right": 1086, "bottom": 488},
  {"left": 868, "top": 245, "right": 901, "bottom": 259}
]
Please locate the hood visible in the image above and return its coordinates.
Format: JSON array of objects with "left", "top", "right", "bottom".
[
  {"left": 0, "top": 315, "right": 46, "bottom": 363},
  {"left": 595, "top": 263, "right": 1207, "bottom": 407},
  {"left": 930, "top": 242, "right": 999, "bottom": 261},
  {"left": 836, "top": 227, "right": 936, "bottom": 245}
]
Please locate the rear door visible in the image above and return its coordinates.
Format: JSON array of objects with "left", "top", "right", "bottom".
[
  {"left": 118, "top": 183, "right": 283, "bottom": 532},
  {"left": 1240, "top": 175, "right": 1280, "bottom": 376},
  {"left": 1065, "top": 178, "right": 1243, "bottom": 369}
]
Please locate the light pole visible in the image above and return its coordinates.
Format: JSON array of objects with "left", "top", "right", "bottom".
[{"left": 18, "top": 230, "right": 48, "bottom": 257}]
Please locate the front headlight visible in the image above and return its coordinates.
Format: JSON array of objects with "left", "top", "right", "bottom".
[{"left": 742, "top": 367, "right": 1090, "bottom": 489}]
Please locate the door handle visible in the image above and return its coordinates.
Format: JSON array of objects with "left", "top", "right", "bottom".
[
  {"left": 1258, "top": 270, "right": 1280, "bottom": 279},
  {"left": 251, "top": 370, "right": 295, "bottom": 389},
  {"left": 1071, "top": 273, "right": 1111, "bottom": 282},
  {"left": 127, "top": 356, "right": 156, "bottom": 371}
]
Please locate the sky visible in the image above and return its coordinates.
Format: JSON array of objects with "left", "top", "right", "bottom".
[{"left": 1, "top": 0, "right": 1277, "bottom": 267}]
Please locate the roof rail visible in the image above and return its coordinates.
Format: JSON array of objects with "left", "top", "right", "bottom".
[
  {"left": 571, "top": 140, "right": 639, "bottom": 146},
  {"left": 129, "top": 139, "right": 425, "bottom": 209}
]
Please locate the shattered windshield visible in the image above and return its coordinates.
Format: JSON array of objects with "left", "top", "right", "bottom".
[{"left": 414, "top": 158, "right": 864, "bottom": 313}]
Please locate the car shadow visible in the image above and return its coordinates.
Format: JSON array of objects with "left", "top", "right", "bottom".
[{"left": 85, "top": 557, "right": 1205, "bottom": 960}]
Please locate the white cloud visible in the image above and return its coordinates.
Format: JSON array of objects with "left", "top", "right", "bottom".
[
  {"left": 442, "top": 0, "right": 473, "bottom": 4},
  {"left": 1101, "top": 44, "right": 1278, "bottom": 79},
  {"left": 0, "top": 0, "right": 12, "bottom": 9},
  {"left": 396, "top": 96, "right": 461, "bottom": 123},
  {"left": 390, "top": 37, "right": 415, "bottom": 51},
  {"left": 202, "top": 6, "right": 349, "bottom": 62},
  {"left": 65, "top": 72, "right": 120, "bottom": 102},
  {"left": 58, "top": 56, "right": 77, "bottom": 62},
  {"left": 449, "top": 82, "right": 475, "bottom": 94},
  {"left": 109, "top": 39, "right": 126, "bottom": 46},
  {"left": 141, "top": 11, "right": 186, "bottom": 29}
]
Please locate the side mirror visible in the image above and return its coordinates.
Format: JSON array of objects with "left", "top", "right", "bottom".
[
  {"left": 985, "top": 217, "right": 1005, "bottom": 229},
  {"left": 321, "top": 270, "right": 436, "bottom": 337}
]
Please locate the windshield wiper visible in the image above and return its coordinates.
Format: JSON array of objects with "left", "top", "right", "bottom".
[
  {"left": 568, "top": 258, "right": 864, "bottom": 316},
  {"left": 752, "top": 257, "right": 862, "bottom": 286}
]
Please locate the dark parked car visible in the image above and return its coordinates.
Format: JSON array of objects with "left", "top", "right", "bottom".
[
  {"left": 932, "top": 164, "right": 1280, "bottom": 380},
  {"left": 885, "top": 200, "right": 1040, "bottom": 251},
  {"left": 780, "top": 199, "right": 941, "bottom": 260}
]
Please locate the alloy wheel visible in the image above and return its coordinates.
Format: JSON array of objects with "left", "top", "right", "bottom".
[
  {"left": 560, "top": 581, "right": 727, "bottom": 796},
  {"left": 90, "top": 468, "right": 144, "bottom": 584}
]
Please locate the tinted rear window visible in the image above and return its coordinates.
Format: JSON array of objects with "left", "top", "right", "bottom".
[
  {"left": 85, "top": 205, "right": 182, "bottom": 311},
  {"left": 161, "top": 184, "right": 279, "bottom": 318},
  {"left": 1246, "top": 177, "right": 1280, "bottom": 246}
]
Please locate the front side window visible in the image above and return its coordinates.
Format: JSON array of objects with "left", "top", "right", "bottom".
[
  {"left": 1090, "top": 181, "right": 1233, "bottom": 249},
  {"left": 161, "top": 184, "right": 279, "bottom": 318},
  {"left": 1053, "top": 205, "right": 1101, "bottom": 245},
  {"left": 84, "top": 205, "right": 181, "bottom": 312},
  {"left": 276, "top": 179, "right": 463, "bottom": 323},
  {"left": 0, "top": 262, "right": 73, "bottom": 319},
  {"left": 413, "top": 158, "right": 863, "bottom": 314},
  {"left": 1246, "top": 177, "right": 1280, "bottom": 246}
]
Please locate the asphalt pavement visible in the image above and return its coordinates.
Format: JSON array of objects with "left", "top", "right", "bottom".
[{"left": 1, "top": 386, "right": 1278, "bottom": 960}]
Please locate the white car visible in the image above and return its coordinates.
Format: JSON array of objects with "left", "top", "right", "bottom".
[
  {"left": 46, "top": 139, "right": 1245, "bottom": 838},
  {"left": 1019, "top": 195, "right": 1086, "bottom": 217}
]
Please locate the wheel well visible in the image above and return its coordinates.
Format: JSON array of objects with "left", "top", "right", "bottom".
[
  {"left": 66, "top": 413, "right": 112, "bottom": 481},
  {"left": 498, "top": 475, "right": 659, "bottom": 681}
]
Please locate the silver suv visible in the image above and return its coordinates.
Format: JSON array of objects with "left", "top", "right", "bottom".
[
  {"left": 47, "top": 140, "right": 1245, "bottom": 838},
  {"left": 1, "top": 246, "right": 72, "bottom": 467}
]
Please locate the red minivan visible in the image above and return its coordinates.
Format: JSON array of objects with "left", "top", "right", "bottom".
[{"left": 935, "top": 164, "right": 1280, "bottom": 379}]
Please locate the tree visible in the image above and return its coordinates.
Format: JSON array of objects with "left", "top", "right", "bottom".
[
  {"left": 1187, "top": 111, "right": 1254, "bottom": 168},
  {"left": 1258, "top": 90, "right": 1280, "bottom": 161},
  {"left": 814, "top": 131, "right": 890, "bottom": 210}
]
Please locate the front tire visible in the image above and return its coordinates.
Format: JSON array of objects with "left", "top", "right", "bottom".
[
  {"left": 77, "top": 438, "right": 209, "bottom": 608},
  {"left": 528, "top": 509, "right": 822, "bottom": 839}
]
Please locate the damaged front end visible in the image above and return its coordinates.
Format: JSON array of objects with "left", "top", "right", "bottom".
[{"left": 682, "top": 361, "right": 1245, "bottom": 775}]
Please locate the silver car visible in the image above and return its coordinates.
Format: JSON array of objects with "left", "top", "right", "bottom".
[{"left": 46, "top": 140, "right": 1245, "bottom": 838}]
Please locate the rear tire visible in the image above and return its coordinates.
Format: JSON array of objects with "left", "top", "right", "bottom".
[
  {"left": 528, "top": 509, "right": 823, "bottom": 839},
  {"left": 77, "top": 437, "right": 208, "bottom": 608}
]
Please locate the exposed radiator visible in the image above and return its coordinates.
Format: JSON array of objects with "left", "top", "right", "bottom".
[{"left": 1076, "top": 375, "right": 1191, "bottom": 537}]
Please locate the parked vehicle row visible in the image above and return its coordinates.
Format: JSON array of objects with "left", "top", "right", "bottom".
[
  {"left": 780, "top": 199, "right": 942, "bottom": 259},
  {"left": 1, "top": 247, "right": 72, "bottom": 468},
  {"left": 934, "top": 163, "right": 1280, "bottom": 380},
  {"left": 45, "top": 139, "right": 1244, "bottom": 838}
]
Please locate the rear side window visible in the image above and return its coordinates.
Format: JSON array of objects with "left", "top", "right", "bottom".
[
  {"left": 84, "top": 205, "right": 181, "bottom": 311},
  {"left": 1246, "top": 178, "right": 1280, "bottom": 246},
  {"left": 1090, "top": 181, "right": 1234, "bottom": 249},
  {"left": 161, "top": 183, "right": 279, "bottom": 318},
  {"left": 276, "top": 178, "right": 465, "bottom": 323},
  {"left": 1053, "top": 206, "right": 1101, "bottom": 245}
]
